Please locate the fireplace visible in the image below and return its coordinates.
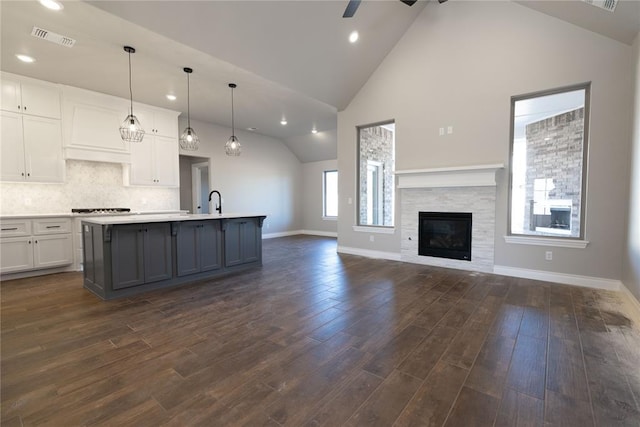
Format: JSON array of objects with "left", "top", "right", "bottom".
[{"left": 419, "top": 212, "right": 472, "bottom": 261}]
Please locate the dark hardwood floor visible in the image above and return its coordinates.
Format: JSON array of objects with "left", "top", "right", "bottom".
[{"left": 2, "top": 235, "right": 640, "bottom": 426}]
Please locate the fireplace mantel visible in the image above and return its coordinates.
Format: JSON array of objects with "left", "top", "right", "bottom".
[{"left": 396, "top": 163, "right": 504, "bottom": 188}]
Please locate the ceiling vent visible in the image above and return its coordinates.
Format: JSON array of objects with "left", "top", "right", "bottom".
[
  {"left": 582, "top": 0, "right": 617, "bottom": 12},
  {"left": 31, "top": 26, "right": 76, "bottom": 47}
]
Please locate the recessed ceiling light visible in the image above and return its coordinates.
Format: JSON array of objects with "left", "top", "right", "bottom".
[
  {"left": 16, "top": 54, "right": 35, "bottom": 63},
  {"left": 166, "top": 94, "right": 177, "bottom": 101},
  {"left": 349, "top": 31, "right": 359, "bottom": 43},
  {"left": 39, "top": 0, "right": 63, "bottom": 11},
  {"left": 280, "top": 119, "right": 288, "bottom": 125},
  {"left": 247, "top": 127, "right": 258, "bottom": 131},
  {"left": 311, "top": 128, "right": 318, "bottom": 134}
]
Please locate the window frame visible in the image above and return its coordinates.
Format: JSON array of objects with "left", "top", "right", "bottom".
[
  {"left": 507, "top": 82, "right": 591, "bottom": 241},
  {"left": 356, "top": 119, "right": 396, "bottom": 228},
  {"left": 322, "top": 169, "right": 338, "bottom": 219}
]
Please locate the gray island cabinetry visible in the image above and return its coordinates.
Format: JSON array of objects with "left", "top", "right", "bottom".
[{"left": 82, "top": 214, "right": 266, "bottom": 300}]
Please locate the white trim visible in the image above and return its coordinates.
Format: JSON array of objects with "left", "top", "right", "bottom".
[
  {"left": 322, "top": 216, "right": 337, "bottom": 221},
  {"left": 396, "top": 164, "right": 504, "bottom": 189},
  {"left": 620, "top": 282, "right": 640, "bottom": 315},
  {"left": 300, "top": 230, "right": 338, "bottom": 238},
  {"left": 262, "top": 230, "right": 303, "bottom": 239},
  {"left": 262, "top": 230, "right": 338, "bottom": 239},
  {"left": 504, "top": 235, "right": 589, "bottom": 248},
  {"left": 493, "top": 265, "right": 621, "bottom": 291},
  {"left": 352, "top": 225, "right": 395, "bottom": 234},
  {"left": 337, "top": 245, "right": 402, "bottom": 261}
]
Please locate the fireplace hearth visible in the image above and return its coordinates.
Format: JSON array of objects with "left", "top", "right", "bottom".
[{"left": 419, "top": 212, "right": 472, "bottom": 261}]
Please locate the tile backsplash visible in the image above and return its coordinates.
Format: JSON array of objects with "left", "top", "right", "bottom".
[{"left": 0, "top": 160, "right": 179, "bottom": 214}]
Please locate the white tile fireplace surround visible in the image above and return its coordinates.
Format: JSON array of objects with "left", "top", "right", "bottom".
[{"left": 398, "top": 164, "right": 503, "bottom": 273}]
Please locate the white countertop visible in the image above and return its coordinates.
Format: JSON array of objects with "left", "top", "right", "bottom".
[
  {"left": 80, "top": 213, "right": 267, "bottom": 225},
  {"left": 0, "top": 210, "right": 187, "bottom": 220}
]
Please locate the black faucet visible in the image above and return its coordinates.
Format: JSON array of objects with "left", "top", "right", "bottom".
[{"left": 208, "top": 190, "right": 222, "bottom": 215}]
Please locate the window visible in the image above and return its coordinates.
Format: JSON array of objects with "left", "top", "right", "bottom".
[
  {"left": 508, "top": 83, "right": 590, "bottom": 239},
  {"left": 323, "top": 170, "right": 338, "bottom": 218},
  {"left": 357, "top": 121, "right": 395, "bottom": 227}
]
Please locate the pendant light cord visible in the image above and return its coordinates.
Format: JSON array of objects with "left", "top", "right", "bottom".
[
  {"left": 128, "top": 50, "right": 133, "bottom": 116},
  {"left": 187, "top": 72, "right": 191, "bottom": 129},
  {"left": 231, "top": 86, "right": 235, "bottom": 136}
]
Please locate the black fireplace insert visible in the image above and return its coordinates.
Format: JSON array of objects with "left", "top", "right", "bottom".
[{"left": 418, "top": 212, "right": 472, "bottom": 261}]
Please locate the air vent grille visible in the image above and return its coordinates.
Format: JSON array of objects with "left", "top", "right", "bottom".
[
  {"left": 31, "top": 26, "right": 76, "bottom": 47},
  {"left": 582, "top": 0, "right": 617, "bottom": 12}
]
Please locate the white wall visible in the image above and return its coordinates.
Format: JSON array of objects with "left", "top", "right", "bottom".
[
  {"left": 623, "top": 35, "right": 640, "bottom": 301},
  {"left": 0, "top": 160, "right": 179, "bottom": 214},
  {"left": 178, "top": 117, "right": 303, "bottom": 234},
  {"left": 302, "top": 159, "right": 338, "bottom": 235},
  {"left": 338, "top": 1, "right": 634, "bottom": 281}
]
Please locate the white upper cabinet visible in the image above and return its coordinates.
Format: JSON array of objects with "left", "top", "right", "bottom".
[
  {"left": 125, "top": 134, "right": 179, "bottom": 187},
  {"left": 1, "top": 73, "right": 61, "bottom": 119},
  {"left": 134, "top": 105, "right": 179, "bottom": 138},
  {"left": 0, "top": 112, "right": 64, "bottom": 183}
]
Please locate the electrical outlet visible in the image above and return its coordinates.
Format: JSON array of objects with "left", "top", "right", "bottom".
[
  {"left": 24, "top": 197, "right": 32, "bottom": 206},
  {"left": 370, "top": 235, "right": 374, "bottom": 242},
  {"left": 348, "top": 197, "right": 353, "bottom": 205},
  {"left": 439, "top": 127, "right": 445, "bottom": 136},
  {"left": 447, "top": 126, "right": 453, "bottom": 134},
  {"left": 545, "top": 251, "right": 553, "bottom": 261}
]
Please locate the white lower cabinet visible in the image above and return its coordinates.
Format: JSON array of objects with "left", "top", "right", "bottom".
[{"left": 0, "top": 217, "right": 72, "bottom": 275}]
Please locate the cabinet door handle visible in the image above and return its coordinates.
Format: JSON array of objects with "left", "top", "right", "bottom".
[
  {"left": 46, "top": 225, "right": 61, "bottom": 229},
  {"left": 1, "top": 227, "right": 18, "bottom": 231},
  {"left": 18, "top": 105, "right": 21, "bottom": 110},
  {"left": 28, "top": 240, "right": 31, "bottom": 244},
  {"left": 21, "top": 172, "right": 25, "bottom": 177},
  {"left": 34, "top": 240, "right": 38, "bottom": 244},
  {"left": 23, "top": 106, "right": 27, "bottom": 111}
]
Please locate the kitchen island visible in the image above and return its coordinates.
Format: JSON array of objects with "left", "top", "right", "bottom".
[{"left": 81, "top": 213, "right": 266, "bottom": 300}]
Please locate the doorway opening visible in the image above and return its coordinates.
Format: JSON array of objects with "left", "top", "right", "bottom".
[{"left": 179, "top": 155, "right": 210, "bottom": 214}]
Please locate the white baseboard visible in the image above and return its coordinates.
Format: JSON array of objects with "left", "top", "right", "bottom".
[
  {"left": 337, "top": 245, "right": 402, "bottom": 261},
  {"left": 262, "top": 230, "right": 304, "bottom": 239},
  {"left": 493, "top": 265, "right": 622, "bottom": 291},
  {"left": 620, "top": 282, "right": 640, "bottom": 314},
  {"left": 300, "top": 230, "right": 338, "bottom": 238},
  {"left": 262, "top": 230, "right": 337, "bottom": 239}
]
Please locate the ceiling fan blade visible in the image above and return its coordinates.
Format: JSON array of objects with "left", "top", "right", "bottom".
[
  {"left": 343, "top": 0, "right": 361, "bottom": 18},
  {"left": 400, "top": 0, "right": 418, "bottom": 5}
]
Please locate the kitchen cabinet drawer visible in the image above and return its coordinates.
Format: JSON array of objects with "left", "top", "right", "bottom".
[
  {"left": 0, "top": 219, "right": 31, "bottom": 237},
  {"left": 33, "top": 218, "right": 71, "bottom": 235}
]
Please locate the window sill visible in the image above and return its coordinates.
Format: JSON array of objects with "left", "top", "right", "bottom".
[
  {"left": 322, "top": 216, "right": 337, "bottom": 221},
  {"left": 503, "top": 235, "right": 589, "bottom": 249},
  {"left": 353, "top": 225, "right": 395, "bottom": 234}
]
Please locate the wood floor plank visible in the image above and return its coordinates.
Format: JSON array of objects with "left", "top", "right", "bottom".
[
  {"left": 494, "top": 387, "right": 543, "bottom": 427},
  {"left": 443, "top": 386, "right": 500, "bottom": 427},
  {"left": 395, "top": 361, "right": 468, "bottom": 427},
  {"left": 1, "top": 236, "right": 639, "bottom": 426},
  {"left": 505, "top": 335, "right": 547, "bottom": 400},
  {"left": 345, "top": 369, "right": 422, "bottom": 427},
  {"left": 464, "top": 333, "right": 516, "bottom": 399}
]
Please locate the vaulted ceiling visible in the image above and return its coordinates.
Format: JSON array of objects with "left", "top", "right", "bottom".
[{"left": 1, "top": 1, "right": 638, "bottom": 162}]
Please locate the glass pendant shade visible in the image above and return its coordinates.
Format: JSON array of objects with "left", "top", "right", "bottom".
[
  {"left": 225, "top": 135, "right": 241, "bottom": 156},
  {"left": 120, "top": 114, "right": 145, "bottom": 143},
  {"left": 180, "top": 127, "right": 199, "bottom": 151},
  {"left": 226, "top": 83, "right": 241, "bottom": 156},
  {"left": 120, "top": 46, "right": 145, "bottom": 143},
  {"left": 179, "top": 67, "right": 199, "bottom": 151}
]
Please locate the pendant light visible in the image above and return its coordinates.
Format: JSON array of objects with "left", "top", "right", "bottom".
[
  {"left": 225, "top": 83, "right": 241, "bottom": 156},
  {"left": 179, "top": 67, "right": 199, "bottom": 151},
  {"left": 119, "top": 46, "right": 145, "bottom": 143}
]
